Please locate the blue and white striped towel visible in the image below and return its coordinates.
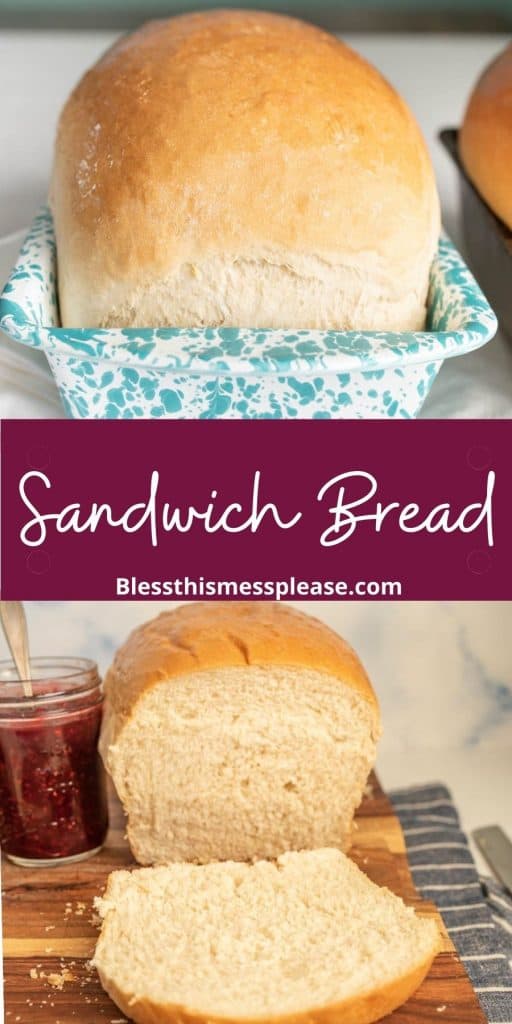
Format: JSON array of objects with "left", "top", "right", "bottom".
[{"left": 391, "top": 784, "right": 512, "bottom": 1024}]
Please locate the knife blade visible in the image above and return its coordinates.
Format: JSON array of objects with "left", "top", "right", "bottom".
[{"left": 473, "top": 826, "right": 512, "bottom": 896}]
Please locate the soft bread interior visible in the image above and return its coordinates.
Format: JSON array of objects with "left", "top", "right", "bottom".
[
  {"left": 97, "top": 249, "right": 431, "bottom": 332},
  {"left": 103, "top": 666, "right": 379, "bottom": 864},
  {"left": 94, "top": 848, "right": 440, "bottom": 1023}
]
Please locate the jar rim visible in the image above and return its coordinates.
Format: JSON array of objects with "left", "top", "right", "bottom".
[{"left": 0, "top": 657, "right": 101, "bottom": 711}]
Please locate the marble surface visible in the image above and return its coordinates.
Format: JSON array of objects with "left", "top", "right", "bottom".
[
  {"left": 1, "top": 31, "right": 512, "bottom": 417},
  {"left": 0, "top": 600, "right": 510, "bottom": 869}
]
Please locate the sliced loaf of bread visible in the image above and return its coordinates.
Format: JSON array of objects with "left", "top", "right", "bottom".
[
  {"left": 100, "top": 603, "right": 380, "bottom": 865},
  {"left": 94, "top": 847, "right": 440, "bottom": 1024}
]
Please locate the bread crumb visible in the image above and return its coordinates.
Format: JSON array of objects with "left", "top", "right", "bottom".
[
  {"left": 436, "top": 1006, "right": 447, "bottom": 1013},
  {"left": 29, "top": 967, "right": 38, "bottom": 980},
  {"left": 36, "top": 967, "right": 75, "bottom": 991},
  {"left": 45, "top": 924, "right": 55, "bottom": 932}
]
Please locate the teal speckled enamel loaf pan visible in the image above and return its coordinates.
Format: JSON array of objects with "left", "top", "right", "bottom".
[{"left": 0, "top": 207, "right": 498, "bottom": 419}]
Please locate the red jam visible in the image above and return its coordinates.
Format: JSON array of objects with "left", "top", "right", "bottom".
[{"left": 0, "top": 670, "right": 108, "bottom": 863}]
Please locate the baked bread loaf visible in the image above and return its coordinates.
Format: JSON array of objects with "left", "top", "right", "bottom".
[
  {"left": 51, "top": 8, "right": 439, "bottom": 330},
  {"left": 460, "top": 44, "right": 512, "bottom": 230},
  {"left": 100, "top": 602, "right": 380, "bottom": 865},
  {"left": 94, "top": 848, "right": 440, "bottom": 1024}
]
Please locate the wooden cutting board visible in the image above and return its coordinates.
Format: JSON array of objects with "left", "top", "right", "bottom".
[{"left": 2, "top": 774, "right": 486, "bottom": 1024}]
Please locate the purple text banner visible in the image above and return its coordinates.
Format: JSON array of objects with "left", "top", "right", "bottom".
[{"left": 1, "top": 419, "right": 509, "bottom": 600}]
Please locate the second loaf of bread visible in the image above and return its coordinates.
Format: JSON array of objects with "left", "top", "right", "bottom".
[
  {"left": 99, "top": 602, "right": 381, "bottom": 865},
  {"left": 459, "top": 43, "right": 512, "bottom": 231}
]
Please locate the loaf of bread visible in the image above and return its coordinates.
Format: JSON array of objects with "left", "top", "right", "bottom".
[
  {"left": 99, "top": 602, "right": 380, "bottom": 865},
  {"left": 460, "top": 44, "right": 512, "bottom": 230},
  {"left": 94, "top": 848, "right": 440, "bottom": 1024},
  {"left": 51, "top": 9, "right": 439, "bottom": 330}
]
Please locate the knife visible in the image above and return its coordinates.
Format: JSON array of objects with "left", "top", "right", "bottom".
[{"left": 473, "top": 826, "right": 512, "bottom": 896}]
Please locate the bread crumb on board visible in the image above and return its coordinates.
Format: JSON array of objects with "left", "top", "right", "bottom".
[
  {"left": 28, "top": 966, "right": 76, "bottom": 989},
  {"left": 47, "top": 969, "right": 76, "bottom": 990},
  {"left": 436, "top": 1006, "right": 447, "bottom": 1013}
]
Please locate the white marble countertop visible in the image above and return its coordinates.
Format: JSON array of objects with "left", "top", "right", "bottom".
[
  {"left": 1, "top": 30, "right": 512, "bottom": 417},
  {"left": 0, "top": 600, "right": 510, "bottom": 873}
]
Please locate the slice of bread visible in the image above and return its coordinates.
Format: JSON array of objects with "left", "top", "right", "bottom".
[
  {"left": 100, "top": 603, "right": 380, "bottom": 865},
  {"left": 94, "top": 848, "right": 440, "bottom": 1024}
]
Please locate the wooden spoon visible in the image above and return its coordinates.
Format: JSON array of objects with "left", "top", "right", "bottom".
[{"left": 0, "top": 602, "right": 33, "bottom": 698}]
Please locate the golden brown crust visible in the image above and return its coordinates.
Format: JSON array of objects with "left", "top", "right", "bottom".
[
  {"left": 103, "top": 602, "right": 378, "bottom": 727},
  {"left": 51, "top": 8, "right": 439, "bottom": 327},
  {"left": 97, "top": 938, "right": 439, "bottom": 1024},
  {"left": 460, "top": 43, "right": 512, "bottom": 230}
]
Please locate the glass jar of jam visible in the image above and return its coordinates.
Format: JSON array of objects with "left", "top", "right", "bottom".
[{"left": 0, "top": 658, "right": 108, "bottom": 866}]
